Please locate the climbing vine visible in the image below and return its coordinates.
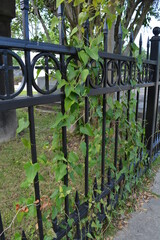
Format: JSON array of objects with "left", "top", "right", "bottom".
[{"left": 8, "top": 1, "right": 150, "bottom": 239}]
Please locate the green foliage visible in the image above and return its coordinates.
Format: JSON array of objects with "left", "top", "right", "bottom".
[
  {"left": 21, "top": 162, "right": 40, "bottom": 188},
  {"left": 11, "top": 1, "right": 154, "bottom": 238},
  {"left": 16, "top": 118, "right": 29, "bottom": 134}
]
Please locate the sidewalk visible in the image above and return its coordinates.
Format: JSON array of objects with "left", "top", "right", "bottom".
[{"left": 114, "top": 170, "right": 160, "bottom": 240}]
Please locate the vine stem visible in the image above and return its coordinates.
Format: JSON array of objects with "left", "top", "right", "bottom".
[
  {"left": 0, "top": 202, "right": 40, "bottom": 237},
  {"left": 72, "top": 114, "right": 85, "bottom": 127}
]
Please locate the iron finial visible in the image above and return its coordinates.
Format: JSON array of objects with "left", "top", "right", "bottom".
[
  {"left": 130, "top": 30, "right": 134, "bottom": 43},
  {"left": 153, "top": 27, "right": 160, "bottom": 36},
  {"left": 22, "top": 230, "right": 27, "bottom": 240},
  {"left": 20, "top": 0, "right": 29, "bottom": 10},
  {"left": 139, "top": 33, "right": 142, "bottom": 45},
  {"left": 118, "top": 22, "right": 123, "bottom": 38},
  {"left": 84, "top": 18, "right": 89, "bottom": 29},
  {"left": 103, "top": 18, "right": 108, "bottom": 35}
]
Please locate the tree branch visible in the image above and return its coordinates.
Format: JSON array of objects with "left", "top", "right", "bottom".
[
  {"left": 124, "top": 0, "right": 154, "bottom": 55},
  {"left": 114, "top": 0, "right": 125, "bottom": 53},
  {"left": 31, "top": 0, "right": 51, "bottom": 42},
  {"left": 124, "top": 0, "right": 142, "bottom": 29}
]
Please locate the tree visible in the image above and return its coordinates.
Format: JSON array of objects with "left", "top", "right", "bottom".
[{"left": 20, "top": 0, "right": 159, "bottom": 53}]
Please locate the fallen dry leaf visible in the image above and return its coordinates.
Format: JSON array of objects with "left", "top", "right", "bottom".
[{"left": 16, "top": 204, "right": 20, "bottom": 211}]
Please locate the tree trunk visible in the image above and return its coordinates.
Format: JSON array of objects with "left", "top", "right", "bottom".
[{"left": 0, "top": 0, "right": 17, "bottom": 143}]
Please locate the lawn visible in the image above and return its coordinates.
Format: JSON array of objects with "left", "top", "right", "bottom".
[
  {"left": 0, "top": 107, "right": 60, "bottom": 238},
  {"left": 0, "top": 102, "right": 157, "bottom": 239},
  {"left": 0, "top": 106, "right": 85, "bottom": 239}
]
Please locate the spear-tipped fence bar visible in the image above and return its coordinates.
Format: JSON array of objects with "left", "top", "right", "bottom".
[{"left": 0, "top": 0, "right": 160, "bottom": 238}]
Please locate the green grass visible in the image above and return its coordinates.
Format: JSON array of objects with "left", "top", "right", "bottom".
[
  {"left": 0, "top": 108, "right": 58, "bottom": 238},
  {"left": 0, "top": 106, "right": 84, "bottom": 239},
  {"left": 1, "top": 107, "right": 160, "bottom": 239}
]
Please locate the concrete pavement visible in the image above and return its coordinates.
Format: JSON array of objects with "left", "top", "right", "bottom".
[{"left": 114, "top": 169, "right": 160, "bottom": 240}]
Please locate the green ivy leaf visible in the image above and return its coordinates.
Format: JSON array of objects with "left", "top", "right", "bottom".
[
  {"left": 68, "top": 218, "right": 74, "bottom": 227},
  {"left": 27, "top": 204, "right": 36, "bottom": 218},
  {"left": 21, "top": 180, "right": 30, "bottom": 188},
  {"left": 14, "top": 232, "right": 21, "bottom": 240},
  {"left": 65, "top": 97, "right": 75, "bottom": 112},
  {"left": 74, "top": 164, "right": 83, "bottom": 176},
  {"left": 54, "top": 163, "right": 67, "bottom": 182},
  {"left": 81, "top": 69, "right": 89, "bottom": 82},
  {"left": 114, "top": 109, "right": 122, "bottom": 120},
  {"left": 67, "top": 66, "right": 78, "bottom": 81},
  {"left": 38, "top": 154, "right": 47, "bottom": 164},
  {"left": 57, "top": 79, "right": 67, "bottom": 89},
  {"left": 80, "top": 123, "right": 94, "bottom": 136},
  {"left": 51, "top": 189, "right": 59, "bottom": 199},
  {"left": 44, "top": 237, "right": 53, "bottom": 240},
  {"left": 87, "top": 233, "right": 93, "bottom": 239},
  {"left": 131, "top": 42, "right": 139, "bottom": 52},
  {"left": 68, "top": 151, "right": 79, "bottom": 163},
  {"left": 56, "top": 0, "right": 64, "bottom": 8},
  {"left": 65, "top": 85, "right": 73, "bottom": 98},
  {"left": 78, "top": 50, "right": 89, "bottom": 65},
  {"left": 52, "top": 207, "right": 58, "bottom": 220},
  {"left": 74, "top": 0, "right": 84, "bottom": 6},
  {"left": 21, "top": 138, "right": 31, "bottom": 149},
  {"left": 70, "top": 26, "right": 78, "bottom": 37},
  {"left": 51, "top": 112, "right": 67, "bottom": 128},
  {"left": 125, "top": 182, "right": 131, "bottom": 192},
  {"left": 16, "top": 118, "right": 29, "bottom": 134},
  {"left": 17, "top": 211, "right": 25, "bottom": 223},
  {"left": 78, "top": 12, "right": 88, "bottom": 25},
  {"left": 80, "top": 141, "right": 86, "bottom": 156},
  {"left": 85, "top": 46, "right": 99, "bottom": 61},
  {"left": 24, "top": 162, "right": 40, "bottom": 184},
  {"left": 51, "top": 16, "right": 59, "bottom": 29},
  {"left": 56, "top": 70, "right": 67, "bottom": 89},
  {"left": 107, "top": 96, "right": 114, "bottom": 110}
]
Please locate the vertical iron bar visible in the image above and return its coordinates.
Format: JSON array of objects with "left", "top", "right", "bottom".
[
  {"left": 107, "top": 168, "right": 111, "bottom": 206},
  {"left": 75, "top": 191, "right": 81, "bottom": 239},
  {"left": 0, "top": 212, "right": 5, "bottom": 240},
  {"left": 142, "top": 38, "right": 150, "bottom": 130},
  {"left": 84, "top": 19, "right": 89, "bottom": 239},
  {"left": 114, "top": 23, "right": 122, "bottom": 169},
  {"left": 52, "top": 217, "right": 59, "bottom": 234},
  {"left": 84, "top": 19, "right": 89, "bottom": 198},
  {"left": 147, "top": 37, "right": 150, "bottom": 61},
  {"left": 3, "top": 52, "right": 9, "bottom": 97},
  {"left": 154, "top": 86, "right": 159, "bottom": 152},
  {"left": 135, "top": 34, "right": 142, "bottom": 122},
  {"left": 125, "top": 31, "right": 133, "bottom": 160},
  {"left": 22, "top": 230, "right": 27, "bottom": 240},
  {"left": 118, "top": 158, "right": 123, "bottom": 196},
  {"left": 101, "top": 19, "right": 108, "bottom": 214},
  {"left": 145, "top": 27, "right": 160, "bottom": 158},
  {"left": 20, "top": 1, "right": 44, "bottom": 239},
  {"left": 45, "top": 56, "right": 49, "bottom": 91},
  {"left": 58, "top": 4, "right": 69, "bottom": 224},
  {"left": 93, "top": 177, "right": 98, "bottom": 199}
]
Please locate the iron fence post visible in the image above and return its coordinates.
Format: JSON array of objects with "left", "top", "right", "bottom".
[{"left": 145, "top": 27, "right": 160, "bottom": 157}]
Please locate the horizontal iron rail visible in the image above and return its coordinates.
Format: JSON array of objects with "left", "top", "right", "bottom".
[
  {"left": 89, "top": 82, "right": 157, "bottom": 96},
  {"left": 0, "top": 37, "right": 157, "bottom": 66},
  {"left": 0, "top": 93, "right": 63, "bottom": 111},
  {"left": 54, "top": 147, "right": 160, "bottom": 240},
  {"left": 53, "top": 174, "right": 125, "bottom": 239},
  {"left": 0, "top": 37, "right": 77, "bottom": 55},
  {"left": 99, "top": 51, "right": 157, "bottom": 65},
  {"left": 0, "top": 81, "right": 158, "bottom": 111}
]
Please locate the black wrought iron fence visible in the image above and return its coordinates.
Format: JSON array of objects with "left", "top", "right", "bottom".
[{"left": 0, "top": 1, "right": 160, "bottom": 239}]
